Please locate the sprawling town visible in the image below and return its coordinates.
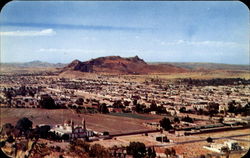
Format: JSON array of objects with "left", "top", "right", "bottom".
[
  {"left": 0, "top": 71, "right": 249, "bottom": 158},
  {"left": 1, "top": 1, "right": 249, "bottom": 158}
]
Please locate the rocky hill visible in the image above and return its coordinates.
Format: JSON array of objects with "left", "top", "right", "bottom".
[{"left": 61, "top": 56, "right": 187, "bottom": 74}]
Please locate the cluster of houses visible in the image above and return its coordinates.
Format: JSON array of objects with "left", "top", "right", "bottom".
[{"left": 1, "top": 75, "right": 250, "bottom": 118}]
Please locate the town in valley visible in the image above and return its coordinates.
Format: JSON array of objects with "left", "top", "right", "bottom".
[
  {"left": 1, "top": 56, "right": 249, "bottom": 158},
  {"left": 1, "top": 1, "right": 249, "bottom": 158}
]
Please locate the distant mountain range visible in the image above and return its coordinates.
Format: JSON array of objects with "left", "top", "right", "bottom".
[
  {"left": 1, "top": 60, "right": 66, "bottom": 68},
  {"left": 1, "top": 57, "right": 249, "bottom": 74}
]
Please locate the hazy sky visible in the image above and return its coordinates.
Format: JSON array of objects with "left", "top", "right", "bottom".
[{"left": 0, "top": 1, "right": 249, "bottom": 64}]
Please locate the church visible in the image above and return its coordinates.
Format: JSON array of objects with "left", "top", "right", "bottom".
[{"left": 50, "top": 118, "right": 94, "bottom": 140}]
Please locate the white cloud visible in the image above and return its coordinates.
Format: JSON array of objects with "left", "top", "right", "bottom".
[
  {"left": 160, "top": 40, "right": 242, "bottom": 47},
  {"left": 0, "top": 29, "right": 56, "bottom": 36}
]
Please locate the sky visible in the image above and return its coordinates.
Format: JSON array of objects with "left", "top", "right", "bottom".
[{"left": 0, "top": 1, "right": 249, "bottom": 65}]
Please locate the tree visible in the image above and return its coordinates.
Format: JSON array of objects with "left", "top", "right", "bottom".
[
  {"left": 147, "top": 147, "right": 156, "bottom": 158},
  {"left": 4, "top": 90, "right": 13, "bottom": 106},
  {"left": 206, "top": 137, "right": 213, "bottom": 143},
  {"left": 160, "top": 117, "right": 173, "bottom": 131},
  {"left": 99, "top": 103, "right": 109, "bottom": 114},
  {"left": 135, "top": 103, "right": 144, "bottom": 113},
  {"left": 126, "top": 142, "right": 146, "bottom": 158},
  {"left": 173, "top": 117, "right": 180, "bottom": 123},
  {"left": 39, "top": 94, "right": 56, "bottom": 109},
  {"left": 75, "top": 98, "right": 84, "bottom": 105},
  {"left": 197, "top": 108, "right": 204, "bottom": 115},
  {"left": 156, "top": 106, "right": 167, "bottom": 114},
  {"left": 34, "top": 125, "right": 51, "bottom": 138},
  {"left": 181, "top": 115, "right": 194, "bottom": 123},
  {"left": 0, "top": 141, "right": 6, "bottom": 147},
  {"left": 228, "top": 100, "right": 237, "bottom": 113},
  {"left": 179, "top": 107, "right": 186, "bottom": 113},
  {"left": 113, "top": 100, "right": 124, "bottom": 108},
  {"left": 6, "top": 135, "right": 15, "bottom": 143},
  {"left": 150, "top": 101, "right": 158, "bottom": 111},
  {"left": 207, "top": 102, "right": 219, "bottom": 116},
  {"left": 15, "top": 117, "right": 33, "bottom": 135},
  {"left": 124, "top": 100, "right": 130, "bottom": 106},
  {"left": 1, "top": 123, "right": 14, "bottom": 136}
]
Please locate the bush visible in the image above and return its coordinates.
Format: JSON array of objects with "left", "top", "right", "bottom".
[
  {"left": 15, "top": 117, "right": 33, "bottom": 134},
  {"left": 159, "top": 117, "right": 173, "bottom": 131},
  {"left": 181, "top": 115, "right": 194, "bottom": 123},
  {"left": 39, "top": 94, "right": 56, "bottom": 109}
]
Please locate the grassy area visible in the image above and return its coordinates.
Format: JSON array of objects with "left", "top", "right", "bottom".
[{"left": 108, "top": 112, "right": 155, "bottom": 120}]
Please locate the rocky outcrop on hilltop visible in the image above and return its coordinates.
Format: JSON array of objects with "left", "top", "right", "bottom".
[{"left": 61, "top": 56, "right": 187, "bottom": 74}]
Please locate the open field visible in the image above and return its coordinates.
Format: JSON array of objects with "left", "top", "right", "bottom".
[{"left": 0, "top": 108, "right": 159, "bottom": 135}]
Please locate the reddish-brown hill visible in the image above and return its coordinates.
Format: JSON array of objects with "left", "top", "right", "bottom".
[{"left": 61, "top": 56, "right": 187, "bottom": 74}]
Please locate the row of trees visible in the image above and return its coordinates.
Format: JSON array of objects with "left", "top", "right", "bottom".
[{"left": 3, "top": 86, "right": 39, "bottom": 98}]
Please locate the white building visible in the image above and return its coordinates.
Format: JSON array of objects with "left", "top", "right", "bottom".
[{"left": 50, "top": 119, "right": 94, "bottom": 139}]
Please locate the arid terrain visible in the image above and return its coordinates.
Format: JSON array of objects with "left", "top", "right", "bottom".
[{"left": 1, "top": 56, "right": 249, "bottom": 158}]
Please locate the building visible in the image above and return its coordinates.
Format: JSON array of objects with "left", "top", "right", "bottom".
[
  {"left": 203, "top": 140, "right": 243, "bottom": 153},
  {"left": 71, "top": 119, "right": 94, "bottom": 139},
  {"left": 50, "top": 119, "right": 94, "bottom": 140}
]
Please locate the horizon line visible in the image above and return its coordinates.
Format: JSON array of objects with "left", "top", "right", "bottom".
[{"left": 2, "top": 59, "right": 249, "bottom": 66}]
